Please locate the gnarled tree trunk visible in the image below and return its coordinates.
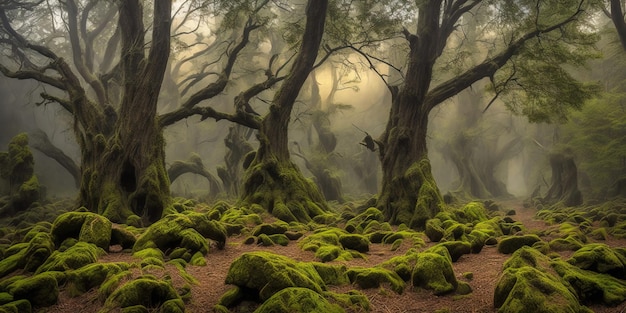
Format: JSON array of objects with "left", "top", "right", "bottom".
[
  {"left": 542, "top": 152, "right": 582, "bottom": 206},
  {"left": 241, "top": 0, "right": 329, "bottom": 222}
]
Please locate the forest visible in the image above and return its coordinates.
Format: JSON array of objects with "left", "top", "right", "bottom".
[{"left": 0, "top": 0, "right": 626, "bottom": 312}]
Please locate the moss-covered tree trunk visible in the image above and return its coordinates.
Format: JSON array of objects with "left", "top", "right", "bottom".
[
  {"left": 77, "top": 0, "right": 172, "bottom": 224},
  {"left": 241, "top": 0, "right": 329, "bottom": 222},
  {"left": 542, "top": 152, "right": 582, "bottom": 206},
  {"left": 376, "top": 1, "right": 445, "bottom": 229}
]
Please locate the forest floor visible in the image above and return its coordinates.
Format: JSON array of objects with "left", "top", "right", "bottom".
[{"left": 43, "top": 200, "right": 626, "bottom": 313}]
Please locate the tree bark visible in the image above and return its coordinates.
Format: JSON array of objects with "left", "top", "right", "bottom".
[
  {"left": 542, "top": 152, "right": 582, "bottom": 207},
  {"left": 78, "top": 0, "right": 173, "bottom": 224},
  {"left": 241, "top": 0, "right": 330, "bottom": 222}
]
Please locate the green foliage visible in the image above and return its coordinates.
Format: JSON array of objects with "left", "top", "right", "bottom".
[{"left": 560, "top": 93, "right": 626, "bottom": 194}]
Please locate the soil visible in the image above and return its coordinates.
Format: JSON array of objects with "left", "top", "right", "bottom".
[{"left": 44, "top": 201, "right": 626, "bottom": 313}]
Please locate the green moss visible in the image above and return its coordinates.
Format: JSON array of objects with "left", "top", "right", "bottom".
[
  {"left": 0, "top": 299, "right": 31, "bottom": 313},
  {"left": 494, "top": 266, "right": 585, "bottom": 313},
  {"left": 100, "top": 277, "right": 180, "bottom": 312},
  {"left": 456, "top": 281, "right": 472, "bottom": 295},
  {"left": 218, "top": 286, "right": 243, "bottom": 307},
  {"left": 425, "top": 218, "right": 445, "bottom": 242},
  {"left": 338, "top": 234, "right": 369, "bottom": 253},
  {"left": 50, "top": 211, "right": 112, "bottom": 250},
  {"left": 549, "top": 235, "right": 583, "bottom": 252},
  {"left": 258, "top": 234, "right": 274, "bottom": 246},
  {"left": 503, "top": 247, "right": 551, "bottom": 270},
  {"left": 140, "top": 257, "right": 165, "bottom": 268},
  {"left": 323, "top": 290, "right": 370, "bottom": 312},
  {"left": 133, "top": 213, "right": 225, "bottom": 256},
  {"left": 224, "top": 252, "right": 325, "bottom": 301},
  {"left": 390, "top": 239, "right": 403, "bottom": 251},
  {"left": 412, "top": 252, "right": 458, "bottom": 295},
  {"left": 36, "top": 242, "right": 104, "bottom": 273},
  {"left": 552, "top": 259, "right": 626, "bottom": 306},
  {"left": 133, "top": 248, "right": 164, "bottom": 261},
  {"left": 311, "top": 263, "right": 349, "bottom": 286},
  {"left": 160, "top": 298, "right": 185, "bottom": 313},
  {"left": 253, "top": 287, "right": 345, "bottom": 313},
  {"left": 110, "top": 226, "right": 137, "bottom": 249},
  {"left": 99, "top": 271, "right": 133, "bottom": 301},
  {"left": 67, "top": 262, "right": 130, "bottom": 296},
  {"left": 315, "top": 246, "right": 342, "bottom": 262},
  {"left": 347, "top": 267, "right": 405, "bottom": 294},
  {"left": 190, "top": 252, "right": 206, "bottom": 266},
  {"left": 268, "top": 234, "right": 289, "bottom": 246},
  {"left": 252, "top": 223, "right": 288, "bottom": 236},
  {"left": 0, "top": 292, "right": 13, "bottom": 304},
  {"left": 497, "top": 235, "right": 542, "bottom": 254},
  {"left": 429, "top": 241, "right": 471, "bottom": 262},
  {"left": 567, "top": 243, "right": 626, "bottom": 279},
  {"left": 8, "top": 272, "right": 58, "bottom": 307}
]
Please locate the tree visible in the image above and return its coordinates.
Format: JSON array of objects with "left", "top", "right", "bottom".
[
  {"left": 0, "top": 1, "right": 267, "bottom": 224},
  {"left": 371, "top": 0, "right": 598, "bottom": 228},
  {"left": 240, "top": 0, "right": 330, "bottom": 223}
]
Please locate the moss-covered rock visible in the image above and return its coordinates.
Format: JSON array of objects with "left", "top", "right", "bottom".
[
  {"left": 67, "top": 262, "right": 130, "bottom": 296},
  {"left": 425, "top": 218, "right": 445, "bottom": 242},
  {"left": 110, "top": 226, "right": 137, "bottom": 249},
  {"left": 132, "top": 213, "right": 225, "bottom": 259},
  {"left": 567, "top": 243, "right": 626, "bottom": 279},
  {"left": 552, "top": 260, "right": 626, "bottom": 306},
  {"left": 323, "top": 290, "right": 370, "bottom": 312},
  {"left": 430, "top": 241, "right": 471, "bottom": 262},
  {"left": 218, "top": 286, "right": 244, "bottom": 307},
  {"left": 252, "top": 223, "right": 289, "bottom": 236},
  {"left": 347, "top": 267, "right": 404, "bottom": 294},
  {"left": 253, "top": 287, "right": 345, "bottom": 313},
  {"left": 50, "top": 211, "right": 112, "bottom": 250},
  {"left": 338, "top": 234, "right": 369, "bottom": 253},
  {"left": 494, "top": 266, "right": 586, "bottom": 313},
  {"left": 36, "top": 242, "right": 104, "bottom": 273},
  {"left": 8, "top": 272, "right": 58, "bottom": 307},
  {"left": 497, "top": 234, "right": 542, "bottom": 254},
  {"left": 0, "top": 299, "right": 31, "bottom": 313},
  {"left": 411, "top": 251, "right": 458, "bottom": 295},
  {"left": 224, "top": 252, "right": 325, "bottom": 301},
  {"left": 100, "top": 277, "right": 180, "bottom": 312}
]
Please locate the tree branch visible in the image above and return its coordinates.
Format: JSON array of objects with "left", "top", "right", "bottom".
[{"left": 424, "top": 1, "right": 584, "bottom": 111}]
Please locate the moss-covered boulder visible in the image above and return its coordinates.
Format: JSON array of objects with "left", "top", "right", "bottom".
[
  {"left": 346, "top": 267, "right": 404, "bottom": 294},
  {"left": 132, "top": 212, "right": 226, "bottom": 258},
  {"left": 224, "top": 252, "right": 325, "bottom": 301},
  {"left": 36, "top": 242, "right": 104, "bottom": 273},
  {"left": 497, "top": 234, "right": 542, "bottom": 254},
  {"left": 567, "top": 244, "right": 626, "bottom": 279},
  {"left": 252, "top": 222, "right": 289, "bottom": 236},
  {"left": 7, "top": 272, "right": 59, "bottom": 307},
  {"left": 430, "top": 241, "right": 471, "bottom": 262},
  {"left": 254, "top": 287, "right": 345, "bottom": 313},
  {"left": 0, "top": 299, "right": 31, "bottom": 313},
  {"left": 338, "top": 234, "right": 369, "bottom": 253},
  {"left": 552, "top": 260, "right": 626, "bottom": 306},
  {"left": 411, "top": 251, "right": 458, "bottom": 295},
  {"left": 50, "top": 211, "right": 112, "bottom": 250},
  {"left": 345, "top": 207, "right": 384, "bottom": 233},
  {"left": 110, "top": 226, "right": 137, "bottom": 250},
  {"left": 494, "top": 266, "right": 586, "bottom": 313},
  {"left": 67, "top": 262, "right": 131, "bottom": 296},
  {"left": 100, "top": 277, "right": 180, "bottom": 312},
  {"left": 300, "top": 229, "right": 357, "bottom": 262},
  {"left": 425, "top": 218, "right": 445, "bottom": 242}
]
